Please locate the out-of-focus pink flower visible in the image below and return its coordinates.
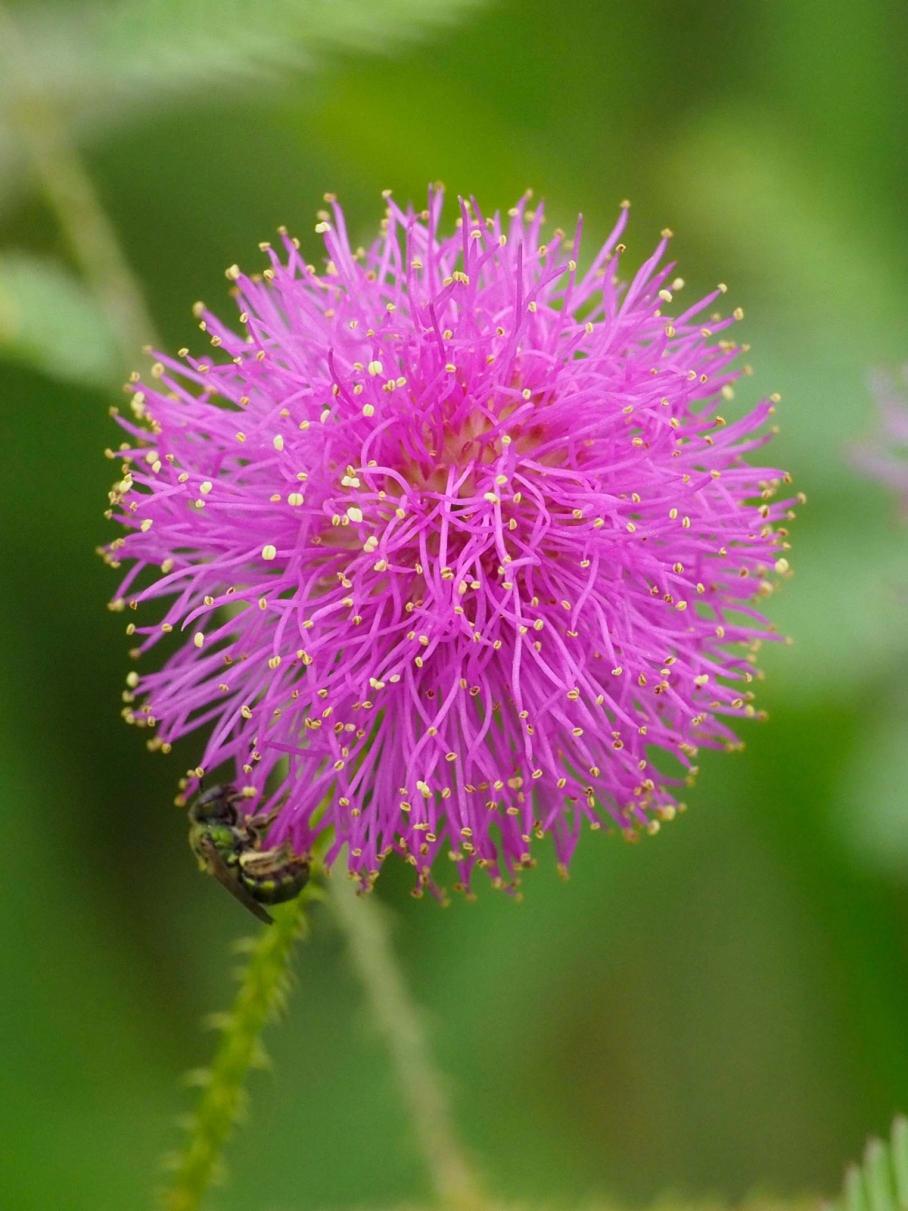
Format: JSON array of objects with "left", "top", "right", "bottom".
[
  {"left": 853, "top": 368, "right": 908, "bottom": 514},
  {"left": 104, "top": 191, "right": 795, "bottom": 894}
]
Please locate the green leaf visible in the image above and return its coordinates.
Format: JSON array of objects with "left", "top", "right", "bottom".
[
  {"left": 829, "top": 1118, "right": 908, "bottom": 1211},
  {"left": 0, "top": 0, "right": 486, "bottom": 209},
  {"left": 893, "top": 1120, "right": 908, "bottom": 1208},
  {"left": 0, "top": 253, "right": 120, "bottom": 386}
]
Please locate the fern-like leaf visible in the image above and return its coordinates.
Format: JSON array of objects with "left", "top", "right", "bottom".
[
  {"left": 828, "top": 1118, "right": 908, "bottom": 1211},
  {"left": 1, "top": 0, "right": 485, "bottom": 215},
  {"left": 1, "top": 0, "right": 484, "bottom": 168}
]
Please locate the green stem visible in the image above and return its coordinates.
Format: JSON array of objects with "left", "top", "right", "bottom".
[
  {"left": 328, "top": 876, "right": 485, "bottom": 1211},
  {"left": 0, "top": 3, "right": 159, "bottom": 367},
  {"left": 161, "top": 888, "right": 318, "bottom": 1211}
]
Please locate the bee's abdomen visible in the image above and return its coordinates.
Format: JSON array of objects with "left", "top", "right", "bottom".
[
  {"left": 239, "top": 850, "right": 310, "bottom": 905},
  {"left": 244, "top": 870, "right": 309, "bottom": 904}
]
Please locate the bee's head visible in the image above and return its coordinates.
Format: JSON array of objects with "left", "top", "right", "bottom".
[{"left": 189, "top": 783, "right": 241, "bottom": 826}]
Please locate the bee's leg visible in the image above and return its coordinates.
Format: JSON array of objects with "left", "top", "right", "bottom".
[
  {"left": 247, "top": 806, "right": 280, "bottom": 828},
  {"left": 245, "top": 807, "right": 281, "bottom": 845}
]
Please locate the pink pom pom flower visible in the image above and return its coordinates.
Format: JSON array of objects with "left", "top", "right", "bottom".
[{"left": 104, "top": 191, "right": 795, "bottom": 894}]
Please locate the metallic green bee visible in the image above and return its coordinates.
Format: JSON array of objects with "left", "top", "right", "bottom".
[{"left": 188, "top": 784, "right": 310, "bottom": 924}]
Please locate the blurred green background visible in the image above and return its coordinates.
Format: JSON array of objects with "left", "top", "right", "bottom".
[{"left": 2, "top": 2, "right": 908, "bottom": 1208}]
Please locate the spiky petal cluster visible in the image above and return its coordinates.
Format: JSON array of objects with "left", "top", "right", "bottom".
[
  {"left": 853, "top": 368, "right": 908, "bottom": 513},
  {"left": 104, "top": 191, "right": 795, "bottom": 894}
]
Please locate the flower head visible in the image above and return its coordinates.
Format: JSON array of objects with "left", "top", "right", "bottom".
[
  {"left": 104, "top": 191, "right": 795, "bottom": 894},
  {"left": 853, "top": 367, "right": 908, "bottom": 514}
]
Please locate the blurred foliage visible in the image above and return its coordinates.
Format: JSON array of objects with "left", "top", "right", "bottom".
[
  {"left": 0, "top": 0, "right": 487, "bottom": 212},
  {"left": 0, "top": 251, "right": 119, "bottom": 384},
  {"left": 2, "top": 1, "right": 908, "bottom": 1210},
  {"left": 830, "top": 1118, "right": 908, "bottom": 1211}
]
